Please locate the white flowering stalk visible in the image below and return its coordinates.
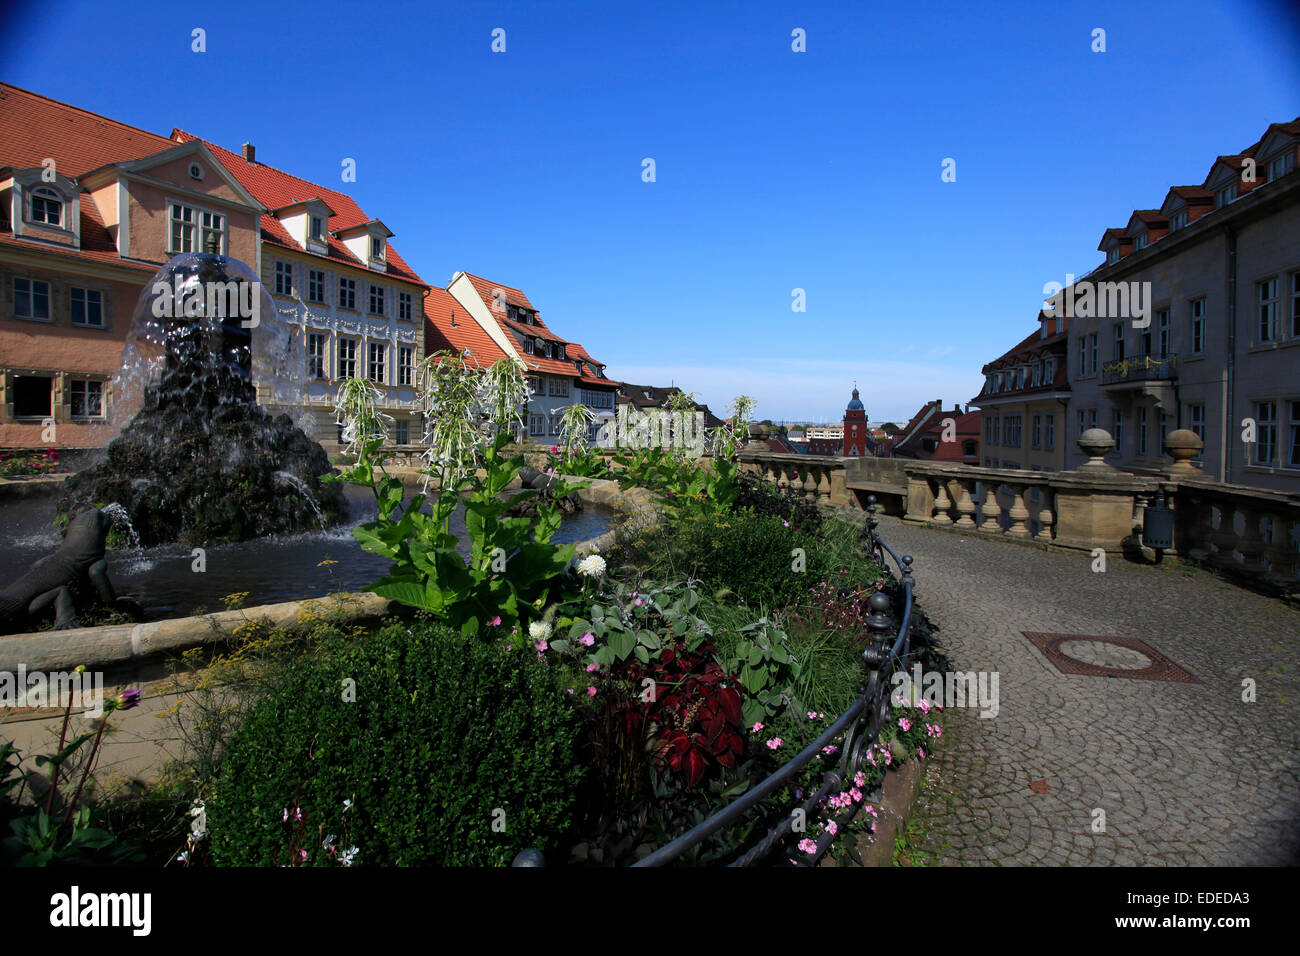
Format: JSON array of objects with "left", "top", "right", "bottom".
[
  {"left": 557, "top": 402, "right": 597, "bottom": 457},
  {"left": 417, "top": 350, "right": 484, "bottom": 490},
  {"left": 479, "top": 356, "right": 533, "bottom": 437},
  {"left": 334, "top": 376, "right": 393, "bottom": 461}
]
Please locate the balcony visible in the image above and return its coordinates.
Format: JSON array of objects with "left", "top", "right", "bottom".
[{"left": 1101, "top": 352, "right": 1178, "bottom": 387}]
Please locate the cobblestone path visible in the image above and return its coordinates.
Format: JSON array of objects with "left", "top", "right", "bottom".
[{"left": 876, "top": 515, "right": 1300, "bottom": 866}]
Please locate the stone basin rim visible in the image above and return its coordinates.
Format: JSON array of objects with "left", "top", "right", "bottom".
[{"left": 0, "top": 477, "right": 658, "bottom": 675}]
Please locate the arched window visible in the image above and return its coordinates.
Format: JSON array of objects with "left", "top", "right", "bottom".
[{"left": 30, "top": 187, "right": 62, "bottom": 226}]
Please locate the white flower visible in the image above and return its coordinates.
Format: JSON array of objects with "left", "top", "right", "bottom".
[
  {"left": 528, "top": 620, "right": 552, "bottom": 641},
  {"left": 577, "top": 554, "right": 606, "bottom": 579},
  {"left": 189, "top": 803, "right": 207, "bottom": 840},
  {"left": 339, "top": 845, "right": 360, "bottom": 867},
  {"left": 322, "top": 833, "right": 336, "bottom": 850}
]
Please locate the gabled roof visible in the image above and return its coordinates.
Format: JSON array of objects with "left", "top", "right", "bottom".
[
  {"left": 1159, "top": 185, "right": 1214, "bottom": 217},
  {"left": 1097, "top": 227, "right": 1133, "bottom": 251},
  {"left": 0, "top": 84, "right": 191, "bottom": 272},
  {"left": 171, "top": 129, "right": 426, "bottom": 287},
  {"left": 1127, "top": 209, "right": 1169, "bottom": 233},
  {"left": 423, "top": 286, "right": 509, "bottom": 366},
  {"left": 456, "top": 271, "right": 615, "bottom": 383}
]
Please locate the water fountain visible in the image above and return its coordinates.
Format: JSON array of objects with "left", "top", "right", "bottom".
[{"left": 56, "top": 247, "right": 345, "bottom": 547}]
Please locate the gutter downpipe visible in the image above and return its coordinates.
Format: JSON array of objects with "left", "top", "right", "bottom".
[{"left": 1225, "top": 225, "right": 1237, "bottom": 485}]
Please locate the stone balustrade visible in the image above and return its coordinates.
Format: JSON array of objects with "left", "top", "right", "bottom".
[{"left": 738, "top": 429, "right": 1300, "bottom": 596}]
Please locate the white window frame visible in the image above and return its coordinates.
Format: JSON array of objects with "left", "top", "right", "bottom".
[
  {"left": 1258, "top": 277, "right": 1278, "bottom": 343},
  {"left": 398, "top": 346, "right": 414, "bottom": 386},
  {"left": 274, "top": 260, "right": 293, "bottom": 297},
  {"left": 338, "top": 338, "right": 357, "bottom": 379},
  {"left": 308, "top": 269, "right": 327, "bottom": 304},
  {"left": 307, "top": 333, "right": 327, "bottom": 379},
  {"left": 29, "top": 186, "right": 63, "bottom": 226},
  {"left": 1254, "top": 401, "right": 1277, "bottom": 465},
  {"left": 1191, "top": 298, "right": 1205, "bottom": 354},
  {"left": 70, "top": 287, "right": 105, "bottom": 328},
  {"left": 367, "top": 341, "right": 386, "bottom": 383},
  {"left": 13, "top": 277, "right": 51, "bottom": 321},
  {"left": 338, "top": 276, "right": 357, "bottom": 311},
  {"left": 398, "top": 291, "right": 413, "bottom": 322}
]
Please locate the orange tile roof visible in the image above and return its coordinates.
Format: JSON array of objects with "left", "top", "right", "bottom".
[
  {"left": 0, "top": 84, "right": 174, "bottom": 274},
  {"left": 171, "top": 130, "right": 427, "bottom": 289},
  {"left": 457, "top": 271, "right": 615, "bottom": 385},
  {"left": 423, "top": 285, "right": 509, "bottom": 365},
  {"left": 0, "top": 83, "right": 176, "bottom": 175}
]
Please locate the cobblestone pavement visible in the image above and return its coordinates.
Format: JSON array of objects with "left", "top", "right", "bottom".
[{"left": 874, "top": 515, "right": 1300, "bottom": 866}]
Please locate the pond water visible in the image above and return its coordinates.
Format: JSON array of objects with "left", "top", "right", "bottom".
[{"left": 0, "top": 484, "right": 615, "bottom": 622}]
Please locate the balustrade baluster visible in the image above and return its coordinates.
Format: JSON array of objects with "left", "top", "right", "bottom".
[
  {"left": 979, "top": 481, "right": 1001, "bottom": 533},
  {"left": 931, "top": 479, "right": 953, "bottom": 525},
  {"left": 1237, "top": 507, "right": 1266, "bottom": 573},
  {"left": 1034, "top": 485, "right": 1054, "bottom": 542},
  {"left": 1006, "top": 484, "right": 1031, "bottom": 538},
  {"left": 953, "top": 479, "right": 976, "bottom": 529}
]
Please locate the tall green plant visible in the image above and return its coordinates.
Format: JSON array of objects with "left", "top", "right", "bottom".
[{"left": 328, "top": 352, "right": 585, "bottom": 638}]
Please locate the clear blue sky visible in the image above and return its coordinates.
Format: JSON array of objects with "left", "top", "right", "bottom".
[{"left": 4, "top": 0, "right": 1297, "bottom": 422}]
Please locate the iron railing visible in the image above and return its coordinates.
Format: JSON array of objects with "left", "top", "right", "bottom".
[
  {"left": 1101, "top": 352, "right": 1177, "bottom": 386},
  {"left": 631, "top": 495, "right": 917, "bottom": 867}
]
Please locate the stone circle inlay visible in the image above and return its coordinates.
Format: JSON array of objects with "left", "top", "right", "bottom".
[{"left": 1022, "top": 632, "right": 1200, "bottom": 683}]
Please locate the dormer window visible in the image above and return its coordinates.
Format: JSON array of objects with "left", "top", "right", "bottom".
[
  {"left": 29, "top": 187, "right": 63, "bottom": 226},
  {"left": 556, "top": 344, "right": 565, "bottom": 360},
  {"left": 1217, "top": 184, "right": 1237, "bottom": 207},
  {"left": 310, "top": 216, "right": 324, "bottom": 240},
  {"left": 544, "top": 342, "right": 553, "bottom": 359},
  {"left": 370, "top": 235, "right": 385, "bottom": 260},
  {"left": 1134, "top": 232, "right": 1148, "bottom": 251},
  {"left": 524, "top": 338, "right": 534, "bottom": 355},
  {"left": 1268, "top": 152, "right": 1295, "bottom": 181},
  {"left": 1106, "top": 248, "right": 1120, "bottom": 265},
  {"left": 1169, "top": 210, "right": 1187, "bottom": 232}
]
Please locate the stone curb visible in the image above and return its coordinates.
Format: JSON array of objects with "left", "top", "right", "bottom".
[{"left": 0, "top": 477, "right": 657, "bottom": 674}]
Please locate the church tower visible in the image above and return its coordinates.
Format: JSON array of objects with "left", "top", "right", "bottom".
[{"left": 844, "top": 384, "right": 866, "bottom": 457}]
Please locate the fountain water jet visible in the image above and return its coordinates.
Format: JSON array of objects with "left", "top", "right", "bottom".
[{"left": 57, "top": 250, "right": 345, "bottom": 546}]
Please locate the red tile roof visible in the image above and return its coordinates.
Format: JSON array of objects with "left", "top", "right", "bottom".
[
  {"left": 423, "top": 285, "right": 509, "bottom": 365},
  {"left": 171, "top": 130, "right": 427, "bottom": 289},
  {"left": 0, "top": 84, "right": 174, "bottom": 273},
  {"left": 457, "top": 271, "right": 615, "bottom": 386},
  {"left": 0, "top": 83, "right": 176, "bottom": 175}
]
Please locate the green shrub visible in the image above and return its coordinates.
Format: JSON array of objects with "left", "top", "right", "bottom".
[
  {"left": 206, "top": 619, "right": 584, "bottom": 866},
  {"left": 669, "top": 512, "right": 834, "bottom": 609}
]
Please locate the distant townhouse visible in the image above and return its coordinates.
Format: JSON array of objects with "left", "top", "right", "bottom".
[
  {"left": 615, "top": 383, "right": 725, "bottom": 448},
  {"left": 969, "top": 314, "right": 1069, "bottom": 472},
  {"left": 170, "top": 132, "right": 430, "bottom": 448},
  {"left": 439, "top": 271, "right": 619, "bottom": 444},
  {"left": 0, "top": 84, "right": 263, "bottom": 450},
  {"left": 1051, "top": 118, "right": 1300, "bottom": 491}
]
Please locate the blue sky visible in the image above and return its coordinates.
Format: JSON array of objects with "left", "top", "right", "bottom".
[{"left": 4, "top": 0, "right": 1298, "bottom": 422}]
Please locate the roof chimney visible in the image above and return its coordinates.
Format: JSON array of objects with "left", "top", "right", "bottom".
[{"left": 242, "top": 142, "right": 256, "bottom": 163}]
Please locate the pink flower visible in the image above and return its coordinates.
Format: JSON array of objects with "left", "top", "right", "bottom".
[
  {"left": 783, "top": 520, "right": 790, "bottom": 528},
  {"left": 586, "top": 663, "right": 597, "bottom": 672},
  {"left": 826, "top": 821, "right": 838, "bottom": 836},
  {"left": 489, "top": 616, "right": 502, "bottom": 627},
  {"left": 566, "top": 688, "right": 574, "bottom": 694},
  {"left": 797, "top": 838, "right": 818, "bottom": 854},
  {"left": 766, "top": 737, "right": 784, "bottom": 750},
  {"left": 919, "top": 747, "right": 926, "bottom": 758},
  {"left": 534, "top": 640, "right": 548, "bottom": 652},
  {"left": 853, "top": 771, "right": 866, "bottom": 788},
  {"left": 751, "top": 722, "right": 765, "bottom": 732},
  {"left": 579, "top": 632, "right": 595, "bottom": 647},
  {"left": 898, "top": 717, "right": 911, "bottom": 732},
  {"left": 550, "top": 445, "right": 559, "bottom": 454},
  {"left": 807, "top": 711, "right": 818, "bottom": 719},
  {"left": 917, "top": 698, "right": 932, "bottom": 715},
  {"left": 634, "top": 598, "right": 643, "bottom": 606},
  {"left": 587, "top": 686, "right": 597, "bottom": 696},
  {"left": 298, "top": 849, "right": 308, "bottom": 862}
]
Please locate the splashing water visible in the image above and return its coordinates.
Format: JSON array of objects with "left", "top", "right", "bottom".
[
  {"left": 275, "top": 472, "right": 327, "bottom": 530},
  {"left": 101, "top": 502, "right": 141, "bottom": 550}
]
